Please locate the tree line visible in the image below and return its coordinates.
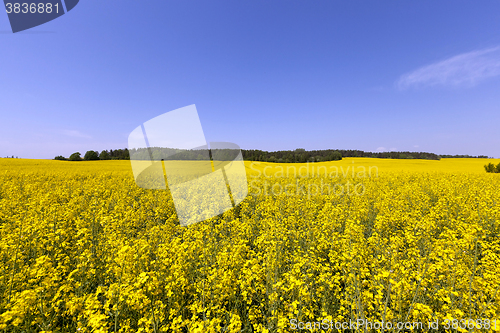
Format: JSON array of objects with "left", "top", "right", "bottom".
[
  {"left": 54, "top": 148, "right": 242, "bottom": 162},
  {"left": 242, "top": 150, "right": 489, "bottom": 162},
  {"left": 441, "top": 154, "right": 489, "bottom": 158},
  {"left": 243, "top": 149, "right": 444, "bottom": 162},
  {"left": 54, "top": 148, "right": 491, "bottom": 162},
  {"left": 54, "top": 149, "right": 130, "bottom": 161}
]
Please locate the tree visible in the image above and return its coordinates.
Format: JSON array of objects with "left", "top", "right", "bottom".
[
  {"left": 84, "top": 150, "right": 100, "bottom": 161},
  {"left": 69, "top": 152, "right": 82, "bottom": 161},
  {"left": 54, "top": 155, "right": 67, "bottom": 161},
  {"left": 484, "top": 163, "right": 497, "bottom": 173},
  {"left": 330, "top": 151, "right": 342, "bottom": 161},
  {"left": 99, "top": 150, "right": 110, "bottom": 160}
]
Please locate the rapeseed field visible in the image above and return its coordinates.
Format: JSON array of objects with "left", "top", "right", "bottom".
[{"left": 0, "top": 158, "right": 499, "bottom": 332}]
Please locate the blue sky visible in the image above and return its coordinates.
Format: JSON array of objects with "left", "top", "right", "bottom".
[{"left": 1, "top": 0, "right": 500, "bottom": 159}]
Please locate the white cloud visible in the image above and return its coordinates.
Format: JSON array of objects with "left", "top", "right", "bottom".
[
  {"left": 375, "top": 147, "right": 386, "bottom": 152},
  {"left": 62, "top": 130, "right": 92, "bottom": 139},
  {"left": 397, "top": 46, "right": 500, "bottom": 89}
]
